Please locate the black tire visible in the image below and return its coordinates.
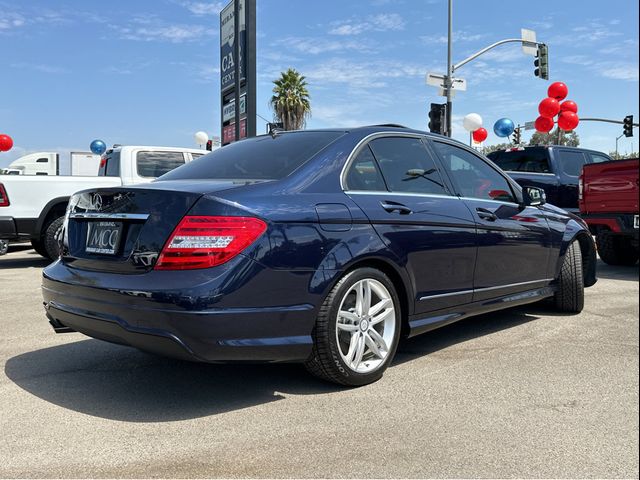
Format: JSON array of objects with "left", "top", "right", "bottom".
[
  {"left": 31, "top": 238, "right": 49, "bottom": 258},
  {"left": 305, "top": 268, "right": 401, "bottom": 386},
  {"left": 554, "top": 240, "right": 584, "bottom": 313},
  {"left": 43, "top": 216, "right": 65, "bottom": 260},
  {"left": 596, "top": 232, "right": 638, "bottom": 266},
  {"left": 0, "top": 240, "right": 8, "bottom": 256}
]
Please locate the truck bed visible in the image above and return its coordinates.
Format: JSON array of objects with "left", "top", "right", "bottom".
[{"left": 580, "top": 159, "right": 639, "bottom": 215}]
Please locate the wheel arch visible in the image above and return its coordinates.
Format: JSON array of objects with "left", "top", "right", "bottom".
[
  {"left": 35, "top": 197, "right": 69, "bottom": 239},
  {"left": 338, "top": 257, "right": 412, "bottom": 338}
]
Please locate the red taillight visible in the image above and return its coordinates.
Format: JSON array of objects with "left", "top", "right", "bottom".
[
  {"left": 0, "top": 183, "right": 9, "bottom": 207},
  {"left": 155, "top": 216, "right": 267, "bottom": 270}
]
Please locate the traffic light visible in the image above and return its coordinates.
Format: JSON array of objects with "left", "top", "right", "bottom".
[
  {"left": 623, "top": 115, "right": 634, "bottom": 137},
  {"left": 428, "top": 103, "right": 447, "bottom": 135},
  {"left": 206, "top": 140, "right": 213, "bottom": 151},
  {"left": 534, "top": 44, "right": 549, "bottom": 80},
  {"left": 512, "top": 127, "right": 521, "bottom": 144}
]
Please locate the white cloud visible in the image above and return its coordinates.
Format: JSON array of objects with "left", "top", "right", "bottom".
[
  {"left": 328, "top": 13, "right": 405, "bottom": 36},
  {"left": 11, "top": 62, "right": 68, "bottom": 74},
  {"left": 302, "top": 58, "right": 425, "bottom": 90},
  {"left": 600, "top": 64, "right": 639, "bottom": 82},
  {"left": 111, "top": 16, "right": 215, "bottom": 43},
  {"left": 420, "top": 30, "right": 489, "bottom": 45},
  {"left": 178, "top": 1, "right": 225, "bottom": 16},
  {"left": 273, "top": 36, "right": 377, "bottom": 55}
]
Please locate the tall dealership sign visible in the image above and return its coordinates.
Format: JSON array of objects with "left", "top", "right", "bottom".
[{"left": 220, "top": 0, "right": 256, "bottom": 145}]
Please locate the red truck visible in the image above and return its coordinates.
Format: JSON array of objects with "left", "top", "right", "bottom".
[{"left": 579, "top": 158, "right": 639, "bottom": 266}]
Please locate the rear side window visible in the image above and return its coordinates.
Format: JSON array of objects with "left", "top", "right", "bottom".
[
  {"left": 137, "top": 151, "right": 186, "bottom": 178},
  {"left": 345, "top": 146, "right": 386, "bottom": 191},
  {"left": 590, "top": 153, "right": 610, "bottom": 164},
  {"left": 161, "top": 131, "right": 345, "bottom": 181},
  {"left": 433, "top": 142, "right": 516, "bottom": 203},
  {"left": 558, "top": 150, "right": 587, "bottom": 177},
  {"left": 100, "top": 151, "right": 121, "bottom": 177},
  {"left": 489, "top": 149, "right": 551, "bottom": 173},
  {"left": 368, "top": 137, "right": 448, "bottom": 195}
]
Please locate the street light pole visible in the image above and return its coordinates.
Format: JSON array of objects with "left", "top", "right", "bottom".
[
  {"left": 615, "top": 133, "right": 624, "bottom": 158},
  {"left": 445, "top": 0, "right": 453, "bottom": 137}
]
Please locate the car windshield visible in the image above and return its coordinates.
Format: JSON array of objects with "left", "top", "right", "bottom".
[{"left": 160, "top": 131, "right": 345, "bottom": 181}]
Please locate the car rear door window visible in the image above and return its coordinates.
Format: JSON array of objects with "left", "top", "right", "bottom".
[
  {"left": 368, "top": 137, "right": 448, "bottom": 195},
  {"left": 103, "top": 151, "right": 121, "bottom": 177},
  {"left": 433, "top": 142, "right": 516, "bottom": 203},
  {"left": 345, "top": 145, "right": 387, "bottom": 191},
  {"left": 558, "top": 150, "right": 587, "bottom": 177},
  {"left": 136, "top": 151, "right": 186, "bottom": 178}
]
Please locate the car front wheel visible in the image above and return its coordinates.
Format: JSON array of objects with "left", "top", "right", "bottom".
[
  {"left": 554, "top": 240, "right": 584, "bottom": 313},
  {"left": 305, "top": 268, "right": 401, "bottom": 386}
]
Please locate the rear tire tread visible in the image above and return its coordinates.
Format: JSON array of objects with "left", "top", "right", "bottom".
[{"left": 554, "top": 240, "right": 584, "bottom": 313}]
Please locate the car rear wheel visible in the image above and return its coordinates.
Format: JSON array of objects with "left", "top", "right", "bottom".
[
  {"left": 43, "top": 216, "right": 64, "bottom": 260},
  {"left": 31, "top": 239, "right": 49, "bottom": 258},
  {"left": 554, "top": 240, "right": 584, "bottom": 313},
  {"left": 0, "top": 239, "right": 8, "bottom": 256},
  {"left": 305, "top": 268, "right": 401, "bottom": 386}
]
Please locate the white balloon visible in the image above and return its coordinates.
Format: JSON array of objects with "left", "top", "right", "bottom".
[
  {"left": 194, "top": 131, "right": 209, "bottom": 145},
  {"left": 462, "top": 113, "right": 483, "bottom": 132}
]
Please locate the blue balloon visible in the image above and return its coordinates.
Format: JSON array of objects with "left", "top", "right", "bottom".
[
  {"left": 493, "top": 118, "right": 515, "bottom": 138},
  {"left": 90, "top": 139, "right": 106, "bottom": 155}
]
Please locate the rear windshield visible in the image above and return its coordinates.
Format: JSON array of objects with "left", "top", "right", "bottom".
[
  {"left": 488, "top": 149, "right": 551, "bottom": 173},
  {"left": 99, "top": 151, "right": 121, "bottom": 177},
  {"left": 160, "top": 131, "right": 345, "bottom": 181}
]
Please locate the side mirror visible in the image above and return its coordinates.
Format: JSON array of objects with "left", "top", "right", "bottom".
[{"left": 522, "top": 186, "right": 546, "bottom": 207}]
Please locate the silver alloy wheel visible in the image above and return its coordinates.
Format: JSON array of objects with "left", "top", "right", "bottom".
[{"left": 335, "top": 278, "right": 396, "bottom": 374}]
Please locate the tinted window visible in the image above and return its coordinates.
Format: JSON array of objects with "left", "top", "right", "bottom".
[
  {"left": 137, "top": 151, "right": 185, "bottom": 178},
  {"left": 102, "top": 151, "right": 121, "bottom": 177},
  {"left": 368, "top": 137, "right": 448, "bottom": 195},
  {"left": 558, "top": 150, "right": 587, "bottom": 177},
  {"left": 191, "top": 153, "right": 206, "bottom": 160},
  {"left": 489, "top": 149, "right": 551, "bottom": 173},
  {"left": 345, "top": 146, "right": 386, "bottom": 191},
  {"left": 36, "top": 158, "right": 49, "bottom": 163},
  {"left": 162, "top": 132, "right": 344, "bottom": 181},
  {"left": 590, "top": 153, "right": 610, "bottom": 164},
  {"left": 433, "top": 142, "right": 516, "bottom": 203}
]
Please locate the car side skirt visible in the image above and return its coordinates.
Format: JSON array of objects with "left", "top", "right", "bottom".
[{"left": 407, "top": 284, "right": 556, "bottom": 338}]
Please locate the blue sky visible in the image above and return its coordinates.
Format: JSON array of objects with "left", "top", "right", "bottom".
[{"left": 1, "top": 0, "right": 638, "bottom": 167}]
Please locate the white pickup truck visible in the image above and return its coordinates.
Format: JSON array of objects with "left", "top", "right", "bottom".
[{"left": 0, "top": 145, "right": 208, "bottom": 259}]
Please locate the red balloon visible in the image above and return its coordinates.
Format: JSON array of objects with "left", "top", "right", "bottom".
[
  {"left": 557, "top": 111, "right": 579, "bottom": 131},
  {"left": 535, "top": 116, "right": 555, "bottom": 133},
  {"left": 0, "top": 134, "right": 13, "bottom": 152},
  {"left": 538, "top": 97, "right": 561, "bottom": 118},
  {"left": 560, "top": 100, "right": 578, "bottom": 114},
  {"left": 472, "top": 127, "right": 488, "bottom": 143},
  {"left": 548, "top": 82, "right": 568, "bottom": 101}
]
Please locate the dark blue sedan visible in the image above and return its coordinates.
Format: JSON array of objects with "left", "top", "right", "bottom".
[{"left": 42, "top": 126, "right": 597, "bottom": 386}]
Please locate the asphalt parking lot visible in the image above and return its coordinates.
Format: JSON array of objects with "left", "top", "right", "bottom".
[{"left": 0, "top": 245, "right": 638, "bottom": 478}]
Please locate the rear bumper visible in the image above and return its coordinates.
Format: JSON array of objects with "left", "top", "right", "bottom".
[
  {"left": 0, "top": 216, "right": 37, "bottom": 240},
  {"left": 583, "top": 213, "right": 639, "bottom": 237},
  {"left": 42, "top": 258, "right": 322, "bottom": 363},
  {"left": 0, "top": 216, "right": 17, "bottom": 240}
]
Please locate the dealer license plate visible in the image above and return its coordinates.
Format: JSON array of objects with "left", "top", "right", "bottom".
[{"left": 85, "top": 221, "right": 123, "bottom": 255}]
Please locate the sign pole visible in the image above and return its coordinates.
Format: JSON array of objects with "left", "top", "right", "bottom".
[
  {"left": 245, "top": 0, "right": 256, "bottom": 138},
  {"left": 445, "top": 0, "right": 453, "bottom": 137},
  {"left": 233, "top": 0, "right": 241, "bottom": 142}
]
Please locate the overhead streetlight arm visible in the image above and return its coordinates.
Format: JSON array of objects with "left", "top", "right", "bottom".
[{"left": 453, "top": 38, "right": 537, "bottom": 72}]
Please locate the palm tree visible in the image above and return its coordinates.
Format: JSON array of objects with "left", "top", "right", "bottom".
[{"left": 270, "top": 68, "right": 311, "bottom": 130}]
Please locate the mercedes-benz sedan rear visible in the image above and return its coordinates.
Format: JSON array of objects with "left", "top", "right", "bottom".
[{"left": 43, "top": 127, "right": 596, "bottom": 386}]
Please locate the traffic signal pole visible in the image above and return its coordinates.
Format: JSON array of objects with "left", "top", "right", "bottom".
[
  {"left": 441, "top": 1, "right": 539, "bottom": 138},
  {"left": 445, "top": 0, "right": 453, "bottom": 137}
]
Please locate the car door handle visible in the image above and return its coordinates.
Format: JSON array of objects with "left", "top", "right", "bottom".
[
  {"left": 381, "top": 201, "right": 413, "bottom": 215},
  {"left": 476, "top": 207, "right": 497, "bottom": 221}
]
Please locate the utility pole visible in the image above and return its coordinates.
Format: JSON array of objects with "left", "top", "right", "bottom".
[{"left": 445, "top": 0, "right": 453, "bottom": 137}]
